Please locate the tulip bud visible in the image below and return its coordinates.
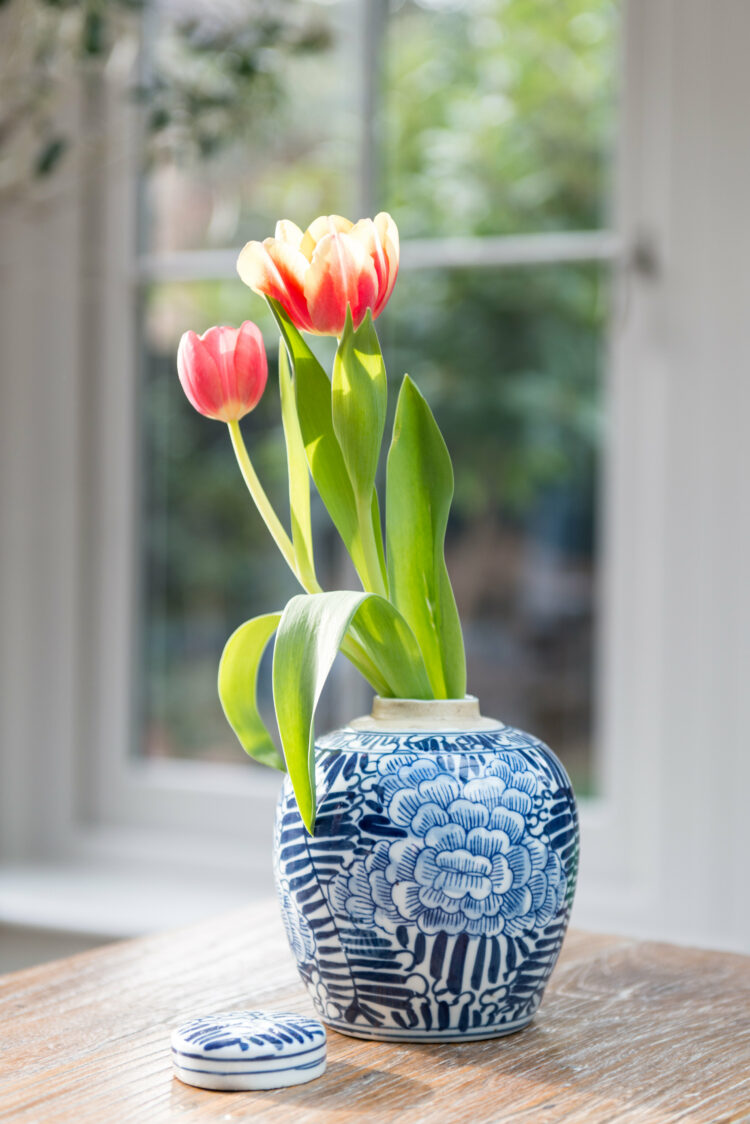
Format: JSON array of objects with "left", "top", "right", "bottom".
[
  {"left": 236, "top": 212, "right": 400, "bottom": 336},
  {"left": 177, "top": 322, "right": 268, "bottom": 422}
]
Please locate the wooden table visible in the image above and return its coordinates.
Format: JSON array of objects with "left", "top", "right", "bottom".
[{"left": 1, "top": 902, "right": 749, "bottom": 1123}]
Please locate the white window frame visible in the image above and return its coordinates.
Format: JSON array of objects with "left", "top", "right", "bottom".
[{"left": 4, "top": 0, "right": 749, "bottom": 951}]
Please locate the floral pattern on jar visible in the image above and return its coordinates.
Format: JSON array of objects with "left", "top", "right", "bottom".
[{"left": 330, "top": 752, "right": 566, "bottom": 938}]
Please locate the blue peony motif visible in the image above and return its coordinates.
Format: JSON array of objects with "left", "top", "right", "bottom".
[{"left": 330, "top": 751, "right": 566, "bottom": 938}]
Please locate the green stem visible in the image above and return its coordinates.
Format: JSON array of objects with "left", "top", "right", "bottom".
[
  {"left": 228, "top": 419, "right": 299, "bottom": 579},
  {"left": 356, "top": 496, "right": 388, "bottom": 599},
  {"left": 228, "top": 421, "right": 388, "bottom": 694}
]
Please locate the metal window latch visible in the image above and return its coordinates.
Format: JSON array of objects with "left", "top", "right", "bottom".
[{"left": 629, "top": 232, "right": 660, "bottom": 280}]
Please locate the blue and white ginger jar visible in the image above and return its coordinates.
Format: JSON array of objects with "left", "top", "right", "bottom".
[{"left": 273, "top": 696, "right": 578, "bottom": 1042}]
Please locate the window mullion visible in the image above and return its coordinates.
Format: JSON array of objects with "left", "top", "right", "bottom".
[
  {"left": 134, "top": 230, "right": 620, "bottom": 286},
  {"left": 357, "top": 0, "right": 388, "bottom": 217}
]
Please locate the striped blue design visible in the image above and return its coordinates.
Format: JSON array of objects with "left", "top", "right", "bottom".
[
  {"left": 171, "top": 1048, "right": 326, "bottom": 1076},
  {"left": 171, "top": 1010, "right": 327, "bottom": 1090},
  {"left": 274, "top": 724, "right": 578, "bottom": 1042},
  {"left": 172, "top": 1041, "right": 324, "bottom": 1063}
]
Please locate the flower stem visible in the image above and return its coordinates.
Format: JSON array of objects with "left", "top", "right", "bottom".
[
  {"left": 227, "top": 420, "right": 389, "bottom": 694},
  {"left": 357, "top": 495, "right": 388, "bottom": 599},
  {"left": 228, "top": 419, "right": 299, "bottom": 580}
]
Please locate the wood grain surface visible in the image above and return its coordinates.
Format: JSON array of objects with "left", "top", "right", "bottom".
[{"left": 0, "top": 902, "right": 749, "bottom": 1123}]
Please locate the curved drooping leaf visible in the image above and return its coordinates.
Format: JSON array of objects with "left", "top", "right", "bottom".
[
  {"left": 272, "top": 591, "right": 432, "bottom": 832},
  {"left": 278, "top": 341, "right": 317, "bottom": 590},
  {"left": 386, "top": 375, "right": 466, "bottom": 699},
  {"left": 352, "top": 594, "right": 431, "bottom": 700},
  {"left": 268, "top": 298, "right": 386, "bottom": 594},
  {"left": 218, "top": 612, "right": 284, "bottom": 771}
]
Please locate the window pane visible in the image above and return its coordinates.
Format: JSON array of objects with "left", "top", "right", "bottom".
[
  {"left": 383, "top": 0, "right": 618, "bottom": 239},
  {"left": 141, "top": 0, "right": 359, "bottom": 255},
  {"left": 378, "top": 262, "right": 608, "bottom": 795}
]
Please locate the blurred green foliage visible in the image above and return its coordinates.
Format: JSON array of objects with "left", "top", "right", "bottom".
[
  {"left": 379, "top": 0, "right": 616, "bottom": 516},
  {"left": 381, "top": 263, "right": 606, "bottom": 521},
  {"left": 0, "top": 0, "right": 330, "bottom": 194},
  {"left": 384, "top": 0, "right": 616, "bottom": 237},
  {"left": 141, "top": 0, "right": 332, "bottom": 166}
]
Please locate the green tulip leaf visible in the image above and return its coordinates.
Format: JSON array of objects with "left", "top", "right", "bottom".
[
  {"left": 268, "top": 299, "right": 357, "bottom": 542},
  {"left": 268, "top": 298, "right": 383, "bottom": 592},
  {"left": 218, "top": 612, "right": 285, "bottom": 771},
  {"left": 332, "top": 309, "right": 387, "bottom": 505},
  {"left": 273, "top": 591, "right": 432, "bottom": 832},
  {"left": 370, "top": 485, "right": 387, "bottom": 590},
  {"left": 278, "top": 340, "right": 316, "bottom": 590},
  {"left": 386, "top": 375, "right": 467, "bottom": 699}
]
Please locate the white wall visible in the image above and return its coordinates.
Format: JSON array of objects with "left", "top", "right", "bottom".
[{"left": 573, "top": 0, "right": 750, "bottom": 952}]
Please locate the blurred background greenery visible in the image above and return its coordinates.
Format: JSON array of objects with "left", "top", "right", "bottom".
[{"left": 136, "top": 0, "right": 617, "bottom": 794}]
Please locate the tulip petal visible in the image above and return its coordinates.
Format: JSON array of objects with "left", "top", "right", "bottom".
[
  {"left": 373, "top": 211, "right": 399, "bottom": 316},
  {"left": 234, "top": 321, "right": 268, "bottom": 413},
  {"left": 197, "top": 324, "right": 232, "bottom": 365},
  {"left": 375, "top": 211, "right": 399, "bottom": 257},
  {"left": 200, "top": 325, "right": 239, "bottom": 419},
  {"left": 237, "top": 238, "right": 312, "bottom": 331},
  {"left": 345, "top": 213, "right": 399, "bottom": 320},
  {"left": 177, "top": 329, "right": 222, "bottom": 419},
  {"left": 349, "top": 217, "right": 388, "bottom": 296},
  {"left": 300, "top": 214, "right": 354, "bottom": 261},
  {"left": 304, "top": 231, "right": 378, "bottom": 335},
  {"left": 274, "top": 219, "right": 305, "bottom": 249}
]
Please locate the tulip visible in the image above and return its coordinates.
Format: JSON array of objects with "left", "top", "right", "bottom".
[
  {"left": 177, "top": 321, "right": 268, "bottom": 422},
  {"left": 177, "top": 319, "right": 305, "bottom": 583},
  {"left": 236, "top": 212, "right": 399, "bottom": 336}
]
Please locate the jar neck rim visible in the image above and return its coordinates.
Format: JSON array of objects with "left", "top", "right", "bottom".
[{"left": 349, "top": 695, "right": 503, "bottom": 733}]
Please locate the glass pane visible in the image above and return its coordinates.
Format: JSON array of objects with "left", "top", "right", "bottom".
[
  {"left": 140, "top": 0, "right": 359, "bottom": 255},
  {"left": 382, "top": 0, "right": 618, "bottom": 239},
  {"left": 138, "top": 281, "right": 341, "bottom": 762},
  {"left": 378, "top": 262, "right": 608, "bottom": 795}
]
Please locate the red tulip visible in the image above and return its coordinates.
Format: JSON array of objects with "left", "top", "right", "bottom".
[
  {"left": 177, "top": 322, "right": 268, "bottom": 422},
  {"left": 236, "top": 213, "right": 399, "bottom": 336}
]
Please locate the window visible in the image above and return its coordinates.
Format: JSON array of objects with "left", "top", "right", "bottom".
[
  {"left": 6, "top": 0, "right": 750, "bottom": 955},
  {"left": 136, "top": 0, "right": 619, "bottom": 802}
]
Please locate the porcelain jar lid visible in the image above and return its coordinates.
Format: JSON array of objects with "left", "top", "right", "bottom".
[{"left": 171, "top": 1010, "right": 327, "bottom": 1091}]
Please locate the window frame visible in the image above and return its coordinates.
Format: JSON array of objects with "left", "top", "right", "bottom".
[{"left": 2, "top": 0, "right": 693, "bottom": 944}]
